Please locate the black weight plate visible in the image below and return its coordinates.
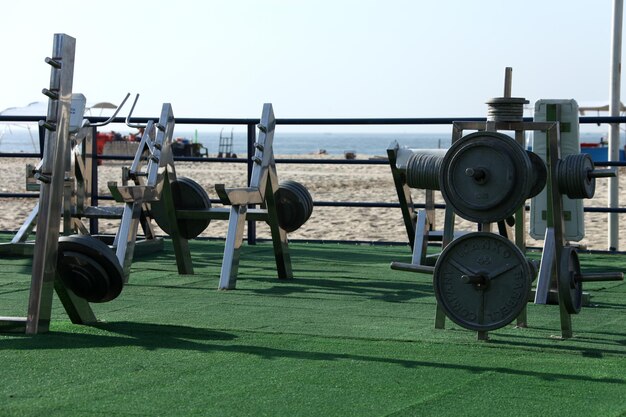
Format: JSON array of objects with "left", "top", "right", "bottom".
[
  {"left": 558, "top": 246, "right": 583, "bottom": 314},
  {"left": 440, "top": 132, "right": 533, "bottom": 223},
  {"left": 558, "top": 154, "right": 595, "bottom": 199},
  {"left": 433, "top": 232, "right": 532, "bottom": 332},
  {"left": 276, "top": 180, "right": 313, "bottom": 232},
  {"left": 288, "top": 180, "right": 314, "bottom": 216},
  {"left": 279, "top": 181, "right": 308, "bottom": 218},
  {"left": 577, "top": 153, "right": 595, "bottom": 199},
  {"left": 406, "top": 153, "right": 442, "bottom": 190},
  {"left": 57, "top": 235, "right": 124, "bottom": 303},
  {"left": 527, "top": 150, "right": 547, "bottom": 198},
  {"left": 151, "top": 177, "right": 211, "bottom": 239}
]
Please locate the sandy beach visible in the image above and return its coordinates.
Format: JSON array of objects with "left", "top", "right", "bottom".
[{"left": 0, "top": 155, "right": 624, "bottom": 251}]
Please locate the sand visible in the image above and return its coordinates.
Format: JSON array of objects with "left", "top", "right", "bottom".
[{"left": 1, "top": 155, "right": 624, "bottom": 251}]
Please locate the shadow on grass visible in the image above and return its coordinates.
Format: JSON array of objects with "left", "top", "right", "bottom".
[
  {"left": 125, "top": 272, "right": 433, "bottom": 303},
  {"left": 247, "top": 276, "right": 432, "bottom": 302},
  {"left": 1, "top": 321, "right": 624, "bottom": 385},
  {"left": 1, "top": 321, "right": 237, "bottom": 352},
  {"left": 488, "top": 331, "right": 626, "bottom": 357}
]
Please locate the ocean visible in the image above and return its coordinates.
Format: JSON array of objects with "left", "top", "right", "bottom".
[{"left": 0, "top": 123, "right": 617, "bottom": 156}]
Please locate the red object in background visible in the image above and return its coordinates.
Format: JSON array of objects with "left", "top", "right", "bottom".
[
  {"left": 96, "top": 132, "right": 114, "bottom": 165},
  {"left": 96, "top": 132, "right": 114, "bottom": 154}
]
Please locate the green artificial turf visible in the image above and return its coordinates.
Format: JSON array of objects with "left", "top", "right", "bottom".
[{"left": 1, "top": 237, "right": 625, "bottom": 417}]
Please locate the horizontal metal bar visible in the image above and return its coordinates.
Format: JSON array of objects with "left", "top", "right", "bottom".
[
  {"left": 583, "top": 207, "right": 626, "bottom": 213},
  {"left": 0, "top": 193, "right": 39, "bottom": 199},
  {"left": 390, "top": 261, "right": 434, "bottom": 274},
  {"left": 176, "top": 207, "right": 268, "bottom": 221},
  {"left": 593, "top": 161, "right": 626, "bottom": 167},
  {"left": 3, "top": 115, "right": 626, "bottom": 125},
  {"left": 578, "top": 272, "right": 624, "bottom": 282},
  {"left": 2, "top": 192, "right": 624, "bottom": 214},
  {"left": 0, "top": 153, "right": 41, "bottom": 158},
  {"left": 275, "top": 158, "right": 389, "bottom": 165}
]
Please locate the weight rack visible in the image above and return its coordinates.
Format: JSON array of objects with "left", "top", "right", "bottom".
[
  {"left": 391, "top": 68, "right": 623, "bottom": 340},
  {"left": 158, "top": 103, "right": 313, "bottom": 290},
  {"left": 0, "top": 34, "right": 98, "bottom": 333}
]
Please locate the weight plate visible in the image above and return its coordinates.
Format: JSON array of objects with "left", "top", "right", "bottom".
[
  {"left": 406, "top": 153, "right": 442, "bottom": 190},
  {"left": 276, "top": 180, "right": 313, "bottom": 232},
  {"left": 433, "top": 232, "right": 532, "bottom": 332},
  {"left": 485, "top": 97, "right": 530, "bottom": 105},
  {"left": 558, "top": 154, "right": 595, "bottom": 199},
  {"left": 558, "top": 246, "right": 583, "bottom": 314},
  {"left": 527, "top": 151, "right": 547, "bottom": 198},
  {"left": 151, "top": 177, "right": 212, "bottom": 239},
  {"left": 440, "top": 132, "right": 533, "bottom": 223},
  {"left": 57, "top": 235, "right": 124, "bottom": 303}
]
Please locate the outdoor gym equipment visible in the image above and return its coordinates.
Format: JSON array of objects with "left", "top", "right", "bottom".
[
  {"left": 0, "top": 93, "right": 163, "bottom": 256},
  {"left": 0, "top": 34, "right": 100, "bottom": 332},
  {"left": 390, "top": 68, "right": 623, "bottom": 339},
  {"left": 61, "top": 98, "right": 180, "bottom": 302},
  {"left": 150, "top": 103, "right": 313, "bottom": 290},
  {"left": 0, "top": 34, "right": 315, "bottom": 335},
  {"left": 0, "top": 34, "right": 182, "bottom": 332}
]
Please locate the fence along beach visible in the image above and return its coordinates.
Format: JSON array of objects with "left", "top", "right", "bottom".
[{"left": 0, "top": 153, "right": 623, "bottom": 251}]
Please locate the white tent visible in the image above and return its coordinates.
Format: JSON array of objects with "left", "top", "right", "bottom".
[{"left": 0, "top": 101, "right": 118, "bottom": 116}]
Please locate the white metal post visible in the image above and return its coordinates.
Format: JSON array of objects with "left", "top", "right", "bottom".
[{"left": 608, "top": 0, "right": 623, "bottom": 251}]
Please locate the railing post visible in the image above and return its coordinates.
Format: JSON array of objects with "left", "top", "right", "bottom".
[
  {"left": 247, "top": 122, "right": 257, "bottom": 245},
  {"left": 38, "top": 124, "right": 45, "bottom": 158},
  {"left": 608, "top": 0, "right": 623, "bottom": 251},
  {"left": 89, "top": 126, "right": 99, "bottom": 235}
]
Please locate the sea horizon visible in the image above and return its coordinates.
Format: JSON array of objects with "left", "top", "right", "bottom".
[{"left": 0, "top": 126, "right": 620, "bottom": 156}]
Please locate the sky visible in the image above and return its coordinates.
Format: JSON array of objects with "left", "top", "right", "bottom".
[{"left": 1, "top": 0, "right": 622, "bottom": 132}]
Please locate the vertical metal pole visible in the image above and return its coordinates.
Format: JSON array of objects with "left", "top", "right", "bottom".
[
  {"left": 26, "top": 34, "right": 76, "bottom": 334},
  {"left": 503, "top": 67, "right": 513, "bottom": 97},
  {"left": 38, "top": 125, "right": 45, "bottom": 158},
  {"left": 90, "top": 126, "right": 99, "bottom": 234},
  {"left": 608, "top": 0, "right": 623, "bottom": 251},
  {"left": 219, "top": 205, "right": 248, "bottom": 289},
  {"left": 246, "top": 122, "right": 257, "bottom": 245}
]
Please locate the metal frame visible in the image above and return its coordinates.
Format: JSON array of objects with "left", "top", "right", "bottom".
[
  {"left": 386, "top": 141, "right": 437, "bottom": 254},
  {"left": 0, "top": 36, "right": 171, "bottom": 334},
  {"left": 0, "top": 92, "right": 162, "bottom": 257},
  {"left": 215, "top": 104, "right": 292, "bottom": 289},
  {"left": 108, "top": 102, "right": 183, "bottom": 279},
  {"left": 0, "top": 34, "right": 98, "bottom": 334},
  {"left": 155, "top": 104, "right": 294, "bottom": 289},
  {"left": 442, "top": 120, "right": 557, "bottom": 337}
]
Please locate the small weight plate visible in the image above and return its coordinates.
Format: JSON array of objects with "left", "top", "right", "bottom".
[
  {"left": 433, "top": 232, "right": 532, "bottom": 332},
  {"left": 151, "top": 177, "right": 211, "bottom": 239},
  {"left": 57, "top": 235, "right": 124, "bottom": 303},
  {"left": 558, "top": 154, "right": 595, "bottom": 199},
  {"left": 440, "top": 132, "right": 533, "bottom": 223},
  {"left": 558, "top": 246, "right": 583, "bottom": 314}
]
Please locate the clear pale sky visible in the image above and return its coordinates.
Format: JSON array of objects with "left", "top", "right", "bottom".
[{"left": 1, "top": 0, "right": 621, "bottom": 131}]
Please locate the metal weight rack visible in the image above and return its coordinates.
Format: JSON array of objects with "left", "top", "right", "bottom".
[
  {"left": 155, "top": 103, "right": 313, "bottom": 290},
  {"left": 0, "top": 34, "right": 97, "bottom": 333},
  {"left": 386, "top": 142, "right": 444, "bottom": 267},
  {"left": 0, "top": 93, "right": 165, "bottom": 258},
  {"left": 391, "top": 68, "right": 623, "bottom": 340},
  {"left": 0, "top": 34, "right": 182, "bottom": 333}
]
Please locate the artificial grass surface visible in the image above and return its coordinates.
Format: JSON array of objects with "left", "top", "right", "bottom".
[{"left": 1, "top": 238, "right": 625, "bottom": 416}]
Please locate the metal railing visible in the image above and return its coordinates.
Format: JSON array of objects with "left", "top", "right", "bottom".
[{"left": 1, "top": 114, "right": 625, "bottom": 246}]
